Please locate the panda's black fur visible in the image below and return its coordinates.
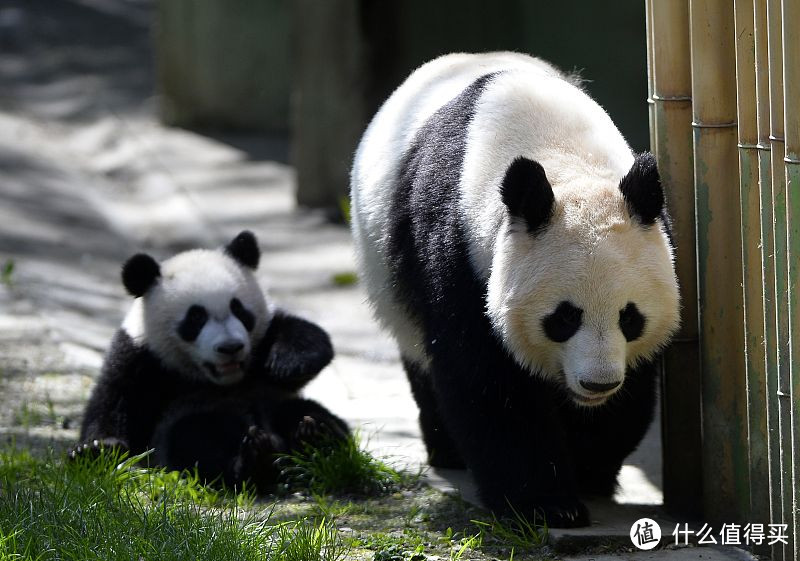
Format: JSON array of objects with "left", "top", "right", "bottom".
[
  {"left": 75, "top": 231, "right": 348, "bottom": 491},
  {"left": 351, "top": 54, "right": 680, "bottom": 527}
]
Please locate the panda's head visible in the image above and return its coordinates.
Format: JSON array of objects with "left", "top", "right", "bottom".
[
  {"left": 487, "top": 153, "right": 680, "bottom": 407},
  {"left": 120, "top": 231, "right": 272, "bottom": 385}
]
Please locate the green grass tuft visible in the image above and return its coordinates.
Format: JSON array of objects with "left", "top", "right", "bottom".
[
  {"left": 271, "top": 518, "right": 346, "bottom": 561},
  {"left": 1, "top": 259, "right": 14, "bottom": 286},
  {"left": 0, "top": 445, "right": 345, "bottom": 561},
  {"left": 471, "top": 503, "right": 548, "bottom": 551},
  {"left": 449, "top": 531, "right": 482, "bottom": 561},
  {"left": 279, "top": 431, "right": 414, "bottom": 496},
  {"left": 331, "top": 271, "right": 358, "bottom": 286},
  {"left": 338, "top": 197, "right": 351, "bottom": 225}
]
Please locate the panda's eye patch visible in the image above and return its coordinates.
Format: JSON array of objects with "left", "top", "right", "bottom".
[
  {"left": 178, "top": 305, "right": 208, "bottom": 342},
  {"left": 619, "top": 302, "right": 645, "bottom": 342},
  {"left": 230, "top": 298, "right": 255, "bottom": 332},
  {"left": 542, "top": 301, "right": 583, "bottom": 343}
]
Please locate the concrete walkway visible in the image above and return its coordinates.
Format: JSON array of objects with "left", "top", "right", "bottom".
[
  {"left": 0, "top": 2, "right": 756, "bottom": 559},
  {"left": 0, "top": 0, "right": 420, "bottom": 464}
]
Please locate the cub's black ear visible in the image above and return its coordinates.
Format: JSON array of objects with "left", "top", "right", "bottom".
[
  {"left": 619, "top": 152, "right": 664, "bottom": 226},
  {"left": 225, "top": 230, "right": 260, "bottom": 269},
  {"left": 121, "top": 254, "right": 160, "bottom": 297},
  {"left": 262, "top": 312, "right": 334, "bottom": 391},
  {"left": 501, "top": 157, "right": 555, "bottom": 234}
]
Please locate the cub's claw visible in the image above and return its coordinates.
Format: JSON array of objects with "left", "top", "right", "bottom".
[
  {"left": 68, "top": 438, "right": 129, "bottom": 462},
  {"left": 295, "top": 415, "right": 319, "bottom": 441}
]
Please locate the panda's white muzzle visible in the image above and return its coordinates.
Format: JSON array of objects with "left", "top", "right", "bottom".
[
  {"left": 562, "top": 329, "right": 626, "bottom": 407},
  {"left": 195, "top": 316, "right": 251, "bottom": 385}
]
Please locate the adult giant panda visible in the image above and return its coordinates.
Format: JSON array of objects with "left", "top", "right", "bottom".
[
  {"left": 350, "top": 52, "right": 680, "bottom": 527},
  {"left": 74, "top": 231, "right": 348, "bottom": 491}
]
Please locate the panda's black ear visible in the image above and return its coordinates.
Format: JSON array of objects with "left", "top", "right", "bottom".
[
  {"left": 225, "top": 230, "right": 260, "bottom": 269},
  {"left": 121, "top": 253, "right": 161, "bottom": 297},
  {"left": 501, "top": 157, "right": 555, "bottom": 234},
  {"left": 619, "top": 152, "right": 664, "bottom": 226},
  {"left": 261, "top": 312, "right": 334, "bottom": 391}
]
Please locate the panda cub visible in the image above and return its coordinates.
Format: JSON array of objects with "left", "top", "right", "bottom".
[
  {"left": 351, "top": 53, "right": 680, "bottom": 527},
  {"left": 75, "top": 231, "right": 348, "bottom": 491}
]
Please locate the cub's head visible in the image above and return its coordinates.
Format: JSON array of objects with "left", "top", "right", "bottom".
[
  {"left": 487, "top": 153, "right": 680, "bottom": 407},
  {"left": 121, "top": 231, "right": 271, "bottom": 385}
]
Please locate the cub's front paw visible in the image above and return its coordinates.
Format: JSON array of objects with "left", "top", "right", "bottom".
[
  {"left": 68, "top": 438, "right": 129, "bottom": 462},
  {"left": 236, "top": 426, "right": 284, "bottom": 488},
  {"left": 291, "top": 414, "right": 348, "bottom": 450},
  {"left": 531, "top": 496, "right": 590, "bottom": 528},
  {"left": 294, "top": 415, "right": 322, "bottom": 443}
]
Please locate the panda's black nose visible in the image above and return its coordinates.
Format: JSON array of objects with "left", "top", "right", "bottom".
[
  {"left": 579, "top": 380, "right": 621, "bottom": 393},
  {"left": 215, "top": 341, "right": 244, "bottom": 356}
]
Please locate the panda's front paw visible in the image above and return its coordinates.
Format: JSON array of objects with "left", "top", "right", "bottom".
[
  {"left": 241, "top": 426, "right": 284, "bottom": 460},
  {"left": 530, "top": 496, "right": 590, "bottom": 528},
  {"left": 295, "top": 415, "right": 320, "bottom": 442},
  {"left": 292, "top": 414, "right": 348, "bottom": 449},
  {"left": 235, "top": 426, "right": 284, "bottom": 489},
  {"left": 68, "top": 437, "right": 129, "bottom": 462}
]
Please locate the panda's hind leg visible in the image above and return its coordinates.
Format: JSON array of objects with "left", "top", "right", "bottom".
[
  {"left": 153, "top": 408, "right": 250, "bottom": 484},
  {"left": 270, "top": 398, "right": 349, "bottom": 452},
  {"left": 402, "top": 357, "right": 465, "bottom": 469},
  {"left": 153, "top": 405, "right": 286, "bottom": 492}
]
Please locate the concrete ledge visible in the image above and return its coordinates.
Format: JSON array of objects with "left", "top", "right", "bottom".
[{"left": 424, "top": 470, "right": 758, "bottom": 560}]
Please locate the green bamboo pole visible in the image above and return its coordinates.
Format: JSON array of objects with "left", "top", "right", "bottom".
[
  {"left": 782, "top": 0, "right": 800, "bottom": 554},
  {"left": 735, "top": 0, "right": 769, "bottom": 529},
  {"left": 768, "top": 1, "right": 791, "bottom": 557},
  {"left": 646, "top": 0, "right": 657, "bottom": 154},
  {"left": 649, "top": 0, "right": 702, "bottom": 518},
  {"left": 753, "top": 2, "right": 781, "bottom": 557},
  {"left": 689, "top": 0, "right": 749, "bottom": 523}
]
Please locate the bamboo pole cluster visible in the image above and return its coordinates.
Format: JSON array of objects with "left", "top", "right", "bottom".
[
  {"left": 646, "top": 0, "right": 703, "bottom": 518},
  {"left": 647, "top": 0, "right": 800, "bottom": 556}
]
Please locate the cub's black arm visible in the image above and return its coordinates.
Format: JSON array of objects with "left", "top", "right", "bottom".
[
  {"left": 256, "top": 311, "right": 334, "bottom": 391},
  {"left": 73, "top": 330, "right": 171, "bottom": 457}
]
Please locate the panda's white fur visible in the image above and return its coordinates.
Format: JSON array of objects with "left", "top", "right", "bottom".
[
  {"left": 351, "top": 52, "right": 679, "bottom": 404},
  {"left": 122, "top": 249, "right": 274, "bottom": 385},
  {"left": 352, "top": 52, "right": 562, "bottom": 367}
]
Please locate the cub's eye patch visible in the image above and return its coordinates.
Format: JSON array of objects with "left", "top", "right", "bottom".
[
  {"left": 619, "top": 302, "right": 645, "bottom": 342},
  {"left": 542, "top": 301, "right": 583, "bottom": 343},
  {"left": 178, "top": 305, "right": 208, "bottom": 342},
  {"left": 230, "top": 298, "right": 255, "bottom": 332}
]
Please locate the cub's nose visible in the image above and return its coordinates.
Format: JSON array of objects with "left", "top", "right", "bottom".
[
  {"left": 579, "top": 379, "right": 621, "bottom": 393},
  {"left": 215, "top": 341, "right": 244, "bottom": 356}
]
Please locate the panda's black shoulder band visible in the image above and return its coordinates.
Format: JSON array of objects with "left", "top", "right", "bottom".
[
  {"left": 225, "top": 230, "right": 260, "bottom": 270},
  {"left": 121, "top": 253, "right": 161, "bottom": 297}
]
